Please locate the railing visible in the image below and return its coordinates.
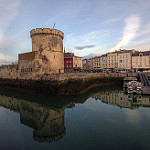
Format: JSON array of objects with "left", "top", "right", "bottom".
[{"left": 139, "top": 73, "right": 150, "bottom": 86}]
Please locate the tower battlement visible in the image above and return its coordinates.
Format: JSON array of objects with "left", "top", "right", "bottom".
[{"left": 30, "top": 28, "right": 64, "bottom": 39}]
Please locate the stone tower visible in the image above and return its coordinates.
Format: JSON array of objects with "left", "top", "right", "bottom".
[{"left": 30, "top": 28, "right": 64, "bottom": 74}]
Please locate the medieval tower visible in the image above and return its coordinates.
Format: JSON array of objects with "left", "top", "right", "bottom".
[{"left": 30, "top": 28, "right": 64, "bottom": 74}]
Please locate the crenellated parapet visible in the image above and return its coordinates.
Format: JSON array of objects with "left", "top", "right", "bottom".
[{"left": 30, "top": 28, "right": 64, "bottom": 39}]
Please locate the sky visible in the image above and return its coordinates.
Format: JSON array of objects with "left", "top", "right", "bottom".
[{"left": 0, "top": 0, "right": 150, "bottom": 63}]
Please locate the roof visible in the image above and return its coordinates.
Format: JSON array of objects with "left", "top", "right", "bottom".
[
  {"left": 132, "top": 51, "right": 150, "bottom": 56},
  {"left": 119, "top": 49, "right": 135, "bottom": 54},
  {"left": 101, "top": 54, "right": 107, "bottom": 57},
  {"left": 107, "top": 51, "right": 118, "bottom": 54},
  {"left": 74, "top": 56, "right": 82, "bottom": 58},
  {"left": 64, "top": 53, "right": 74, "bottom": 58}
]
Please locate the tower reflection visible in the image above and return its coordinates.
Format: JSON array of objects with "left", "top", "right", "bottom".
[
  {"left": 0, "top": 93, "right": 70, "bottom": 142},
  {"left": 0, "top": 87, "right": 150, "bottom": 143}
]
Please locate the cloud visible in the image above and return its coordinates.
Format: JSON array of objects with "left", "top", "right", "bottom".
[
  {"left": 82, "top": 53, "right": 99, "bottom": 59},
  {"left": 74, "top": 45, "right": 101, "bottom": 57},
  {"left": 0, "top": 0, "right": 21, "bottom": 44},
  {"left": 110, "top": 15, "right": 141, "bottom": 52},
  {"left": 136, "top": 21, "right": 150, "bottom": 37},
  {"left": 74, "top": 45, "right": 96, "bottom": 50},
  {"left": 104, "top": 18, "right": 120, "bottom": 24},
  {"left": 0, "top": 0, "right": 21, "bottom": 62},
  {"left": 131, "top": 37, "right": 150, "bottom": 48},
  {"left": 128, "top": 21, "right": 150, "bottom": 50},
  {"left": 82, "top": 30, "right": 110, "bottom": 43}
]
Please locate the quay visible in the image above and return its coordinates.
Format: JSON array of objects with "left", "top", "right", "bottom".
[
  {"left": 139, "top": 73, "right": 150, "bottom": 94},
  {"left": 0, "top": 72, "right": 141, "bottom": 96}
]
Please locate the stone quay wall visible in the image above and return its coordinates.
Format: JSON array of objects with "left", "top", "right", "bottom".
[{"left": 0, "top": 72, "right": 141, "bottom": 96}]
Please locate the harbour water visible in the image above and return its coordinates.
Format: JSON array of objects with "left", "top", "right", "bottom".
[{"left": 0, "top": 86, "right": 150, "bottom": 150}]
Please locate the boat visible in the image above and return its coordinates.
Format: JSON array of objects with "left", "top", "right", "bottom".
[
  {"left": 123, "top": 77, "right": 142, "bottom": 94},
  {"left": 123, "top": 77, "right": 137, "bottom": 88}
]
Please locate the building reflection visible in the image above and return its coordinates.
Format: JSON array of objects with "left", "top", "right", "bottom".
[
  {"left": 1, "top": 87, "right": 150, "bottom": 143},
  {"left": 92, "top": 90, "right": 150, "bottom": 109},
  {"left": 0, "top": 94, "right": 71, "bottom": 143}
]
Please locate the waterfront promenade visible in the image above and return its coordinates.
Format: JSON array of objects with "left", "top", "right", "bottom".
[{"left": 39, "top": 72, "right": 139, "bottom": 81}]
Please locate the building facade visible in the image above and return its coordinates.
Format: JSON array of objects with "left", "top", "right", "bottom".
[
  {"left": 107, "top": 52, "right": 118, "bottom": 70},
  {"left": 64, "top": 53, "right": 73, "bottom": 71},
  {"left": 100, "top": 54, "right": 107, "bottom": 69},
  {"left": 82, "top": 49, "right": 150, "bottom": 72},
  {"left": 92, "top": 56, "right": 101, "bottom": 69},
  {"left": 117, "top": 49, "right": 135, "bottom": 71},
  {"left": 64, "top": 52, "right": 83, "bottom": 72},
  {"left": 82, "top": 58, "right": 93, "bottom": 70},
  {"left": 132, "top": 51, "right": 150, "bottom": 71},
  {"left": 73, "top": 56, "right": 83, "bottom": 69}
]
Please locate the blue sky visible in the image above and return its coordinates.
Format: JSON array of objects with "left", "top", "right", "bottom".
[{"left": 0, "top": 0, "right": 150, "bottom": 63}]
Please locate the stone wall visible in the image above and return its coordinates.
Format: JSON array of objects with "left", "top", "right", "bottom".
[
  {"left": 30, "top": 28, "right": 64, "bottom": 53},
  {"left": 10, "top": 28, "right": 65, "bottom": 79},
  {"left": 0, "top": 64, "right": 18, "bottom": 79},
  {"left": 30, "top": 28, "right": 64, "bottom": 75}
]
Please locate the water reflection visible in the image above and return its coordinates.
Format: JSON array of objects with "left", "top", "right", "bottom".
[
  {"left": 0, "top": 94, "right": 67, "bottom": 142},
  {"left": 93, "top": 90, "right": 150, "bottom": 109},
  {"left": 0, "top": 87, "right": 89, "bottom": 143},
  {"left": 0, "top": 87, "right": 150, "bottom": 145}
]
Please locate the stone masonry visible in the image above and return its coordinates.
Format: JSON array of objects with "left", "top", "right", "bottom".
[{"left": 0, "top": 28, "right": 65, "bottom": 79}]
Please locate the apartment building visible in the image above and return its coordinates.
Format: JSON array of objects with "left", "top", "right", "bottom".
[
  {"left": 132, "top": 51, "right": 150, "bottom": 71},
  {"left": 118, "top": 49, "right": 135, "bottom": 71},
  {"left": 82, "top": 49, "right": 150, "bottom": 72},
  {"left": 100, "top": 54, "right": 107, "bottom": 69},
  {"left": 73, "top": 56, "right": 83, "bottom": 69},
  {"left": 107, "top": 52, "right": 118, "bottom": 70},
  {"left": 83, "top": 58, "right": 93, "bottom": 69},
  {"left": 92, "top": 56, "right": 101, "bottom": 69},
  {"left": 64, "top": 52, "right": 83, "bottom": 72}
]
